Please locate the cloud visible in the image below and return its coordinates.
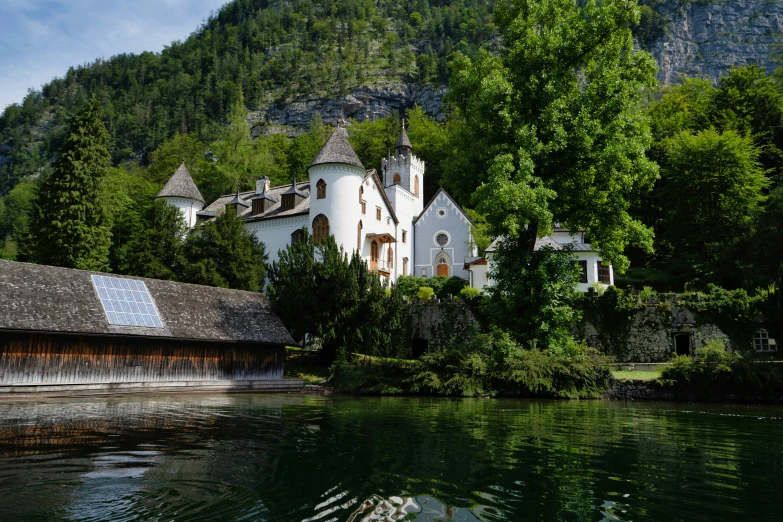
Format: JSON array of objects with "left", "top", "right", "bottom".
[{"left": 0, "top": 0, "right": 228, "bottom": 110}]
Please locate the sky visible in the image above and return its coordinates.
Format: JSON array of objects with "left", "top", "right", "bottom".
[{"left": 0, "top": 0, "right": 229, "bottom": 111}]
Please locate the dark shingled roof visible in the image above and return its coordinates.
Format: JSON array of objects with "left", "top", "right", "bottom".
[
  {"left": 203, "top": 181, "right": 310, "bottom": 222},
  {"left": 229, "top": 189, "right": 250, "bottom": 208},
  {"left": 281, "top": 177, "right": 308, "bottom": 198},
  {"left": 396, "top": 125, "right": 412, "bottom": 150},
  {"left": 0, "top": 260, "right": 294, "bottom": 345},
  {"left": 309, "top": 127, "right": 364, "bottom": 170},
  {"left": 155, "top": 163, "right": 205, "bottom": 204}
]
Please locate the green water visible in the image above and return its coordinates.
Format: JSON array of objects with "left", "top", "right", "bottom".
[{"left": 0, "top": 395, "right": 781, "bottom": 521}]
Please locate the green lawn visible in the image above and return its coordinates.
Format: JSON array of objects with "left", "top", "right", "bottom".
[
  {"left": 284, "top": 347, "right": 330, "bottom": 385},
  {"left": 612, "top": 370, "right": 660, "bottom": 381}
]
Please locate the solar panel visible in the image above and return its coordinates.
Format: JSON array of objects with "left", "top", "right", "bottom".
[{"left": 91, "top": 275, "right": 165, "bottom": 328}]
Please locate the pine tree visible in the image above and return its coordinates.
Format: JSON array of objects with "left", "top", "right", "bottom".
[
  {"left": 122, "top": 199, "right": 188, "bottom": 281},
  {"left": 183, "top": 208, "right": 267, "bottom": 291},
  {"left": 30, "top": 98, "right": 112, "bottom": 270}
]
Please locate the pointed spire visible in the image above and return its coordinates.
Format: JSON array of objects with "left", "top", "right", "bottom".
[
  {"left": 396, "top": 118, "right": 412, "bottom": 152},
  {"left": 155, "top": 162, "right": 205, "bottom": 204},
  {"left": 309, "top": 124, "right": 365, "bottom": 170},
  {"left": 281, "top": 176, "right": 307, "bottom": 197},
  {"left": 229, "top": 188, "right": 250, "bottom": 208}
]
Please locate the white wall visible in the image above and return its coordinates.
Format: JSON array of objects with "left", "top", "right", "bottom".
[
  {"left": 162, "top": 196, "right": 203, "bottom": 229},
  {"left": 246, "top": 215, "right": 309, "bottom": 265}
]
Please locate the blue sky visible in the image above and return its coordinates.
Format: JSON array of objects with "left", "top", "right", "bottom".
[{"left": 0, "top": 0, "right": 229, "bottom": 110}]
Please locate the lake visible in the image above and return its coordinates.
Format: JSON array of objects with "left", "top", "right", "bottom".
[{"left": 0, "top": 394, "right": 780, "bottom": 521}]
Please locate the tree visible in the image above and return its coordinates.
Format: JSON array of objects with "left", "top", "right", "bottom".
[
  {"left": 183, "top": 209, "right": 267, "bottom": 291},
  {"left": 446, "top": 0, "right": 658, "bottom": 272},
  {"left": 443, "top": 0, "right": 657, "bottom": 347},
  {"left": 661, "top": 129, "right": 768, "bottom": 288},
  {"left": 27, "top": 98, "right": 113, "bottom": 270},
  {"left": 122, "top": 200, "right": 188, "bottom": 281},
  {"left": 0, "top": 180, "right": 36, "bottom": 259}
]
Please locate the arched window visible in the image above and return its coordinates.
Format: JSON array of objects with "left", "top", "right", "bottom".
[
  {"left": 312, "top": 214, "right": 330, "bottom": 244},
  {"left": 387, "top": 246, "right": 394, "bottom": 269},
  {"left": 414, "top": 176, "right": 420, "bottom": 198},
  {"left": 393, "top": 173, "right": 401, "bottom": 185},
  {"left": 291, "top": 229, "right": 304, "bottom": 246},
  {"left": 402, "top": 257, "right": 408, "bottom": 276},
  {"left": 357, "top": 221, "right": 363, "bottom": 251},
  {"left": 437, "top": 254, "right": 449, "bottom": 277},
  {"left": 316, "top": 179, "right": 326, "bottom": 199},
  {"left": 370, "top": 241, "right": 379, "bottom": 270},
  {"left": 359, "top": 186, "right": 363, "bottom": 204}
]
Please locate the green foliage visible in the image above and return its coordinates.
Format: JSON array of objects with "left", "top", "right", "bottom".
[
  {"left": 268, "top": 228, "right": 411, "bottom": 363},
  {"left": 685, "top": 285, "right": 761, "bottom": 350},
  {"left": 578, "top": 286, "right": 640, "bottom": 356},
  {"left": 331, "top": 329, "right": 614, "bottom": 398},
  {"left": 632, "top": 2, "right": 668, "bottom": 47},
  {"left": 483, "top": 240, "right": 581, "bottom": 349},
  {"left": 25, "top": 98, "right": 112, "bottom": 271},
  {"left": 459, "top": 286, "right": 482, "bottom": 301},
  {"left": 121, "top": 200, "right": 188, "bottom": 281},
  {"left": 395, "top": 275, "right": 466, "bottom": 300},
  {"left": 659, "top": 128, "right": 767, "bottom": 288},
  {"left": 417, "top": 286, "right": 435, "bottom": 301},
  {"left": 0, "top": 0, "right": 498, "bottom": 194},
  {"left": 660, "top": 338, "right": 783, "bottom": 398},
  {"left": 183, "top": 208, "right": 267, "bottom": 291},
  {"left": 445, "top": 0, "right": 658, "bottom": 273},
  {"left": 0, "top": 180, "right": 36, "bottom": 259}
]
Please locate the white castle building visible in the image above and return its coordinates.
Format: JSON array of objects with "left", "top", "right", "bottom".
[{"left": 156, "top": 122, "right": 612, "bottom": 290}]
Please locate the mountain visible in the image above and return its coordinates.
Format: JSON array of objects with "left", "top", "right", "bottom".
[{"left": 0, "top": 0, "right": 781, "bottom": 196}]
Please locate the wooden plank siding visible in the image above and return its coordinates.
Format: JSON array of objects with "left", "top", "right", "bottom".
[{"left": 0, "top": 332, "right": 284, "bottom": 385}]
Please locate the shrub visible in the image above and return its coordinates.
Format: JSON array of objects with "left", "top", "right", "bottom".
[
  {"left": 417, "top": 286, "right": 435, "bottom": 301},
  {"left": 660, "top": 338, "right": 783, "bottom": 398},
  {"left": 459, "top": 286, "right": 481, "bottom": 301}
]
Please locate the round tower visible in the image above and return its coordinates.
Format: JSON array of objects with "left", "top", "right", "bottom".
[
  {"left": 155, "top": 163, "right": 205, "bottom": 228},
  {"left": 307, "top": 124, "right": 366, "bottom": 253}
]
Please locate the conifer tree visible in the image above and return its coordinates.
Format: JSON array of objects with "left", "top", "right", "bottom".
[
  {"left": 183, "top": 208, "right": 267, "bottom": 291},
  {"left": 122, "top": 199, "right": 188, "bottom": 281},
  {"left": 29, "top": 98, "right": 113, "bottom": 270}
]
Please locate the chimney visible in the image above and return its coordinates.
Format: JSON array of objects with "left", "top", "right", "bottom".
[{"left": 256, "top": 176, "right": 271, "bottom": 195}]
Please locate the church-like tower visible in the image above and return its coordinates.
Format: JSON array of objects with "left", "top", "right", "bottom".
[{"left": 381, "top": 121, "right": 424, "bottom": 216}]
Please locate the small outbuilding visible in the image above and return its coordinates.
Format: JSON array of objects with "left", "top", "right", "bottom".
[{"left": 0, "top": 260, "right": 298, "bottom": 395}]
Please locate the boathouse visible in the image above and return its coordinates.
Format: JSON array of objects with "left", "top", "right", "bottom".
[{"left": 0, "top": 260, "right": 299, "bottom": 395}]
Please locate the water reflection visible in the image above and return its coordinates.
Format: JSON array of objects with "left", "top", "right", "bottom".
[{"left": 0, "top": 396, "right": 781, "bottom": 521}]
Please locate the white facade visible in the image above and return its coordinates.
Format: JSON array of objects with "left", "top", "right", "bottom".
[
  {"left": 161, "top": 196, "right": 203, "bottom": 229},
  {"left": 471, "top": 231, "right": 614, "bottom": 293}
]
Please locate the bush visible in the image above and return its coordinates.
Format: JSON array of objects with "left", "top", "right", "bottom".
[
  {"left": 660, "top": 338, "right": 783, "bottom": 398},
  {"left": 459, "top": 286, "right": 481, "bottom": 301},
  {"left": 417, "top": 286, "right": 435, "bottom": 301},
  {"left": 331, "top": 329, "right": 614, "bottom": 398}
]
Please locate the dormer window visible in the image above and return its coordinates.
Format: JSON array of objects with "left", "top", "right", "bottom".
[
  {"left": 281, "top": 194, "right": 295, "bottom": 211},
  {"left": 252, "top": 199, "right": 265, "bottom": 215},
  {"left": 316, "top": 179, "right": 326, "bottom": 199}
]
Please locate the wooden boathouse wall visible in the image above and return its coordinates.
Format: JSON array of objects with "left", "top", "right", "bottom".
[{"left": 0, "top": 332, "right": 284, "bottom": 385}]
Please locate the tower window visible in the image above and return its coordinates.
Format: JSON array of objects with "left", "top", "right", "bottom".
[
  {"left": 402, "top": 230, "right": 407, "bottom": 243},
  {"left": 312, "top": 214, "right": 330, "bottom": 244},
  {"left": 357, "top": 221, "right": 363, "bottom": 251},
  {"left": 414, "top": 176, "right": 419, "bottom": 198},
  {"left": 359, "top": 186, "right": 363, "bottom": 204},
  {"left": 316, "top": 179, "right": 326, "bottom": 199},
  {"left": 393, "top": 173, "right": 401, "bottom": 185}
]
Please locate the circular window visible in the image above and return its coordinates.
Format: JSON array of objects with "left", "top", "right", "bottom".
[
  {"left": 436, "top": 233, "right": 449, "bottom": 247},
  {"left": 438, "top": 209, "right": 446, "bottom": 217}
]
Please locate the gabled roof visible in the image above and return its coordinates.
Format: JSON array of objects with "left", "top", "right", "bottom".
[
  {"left": 396, "top": 125, "right": 412, "bottom": 150},
  {"left": 156, "top": 163, "right": 205, "bottom": 204},
  {"left": 281, "top": 177, "right": 308, "bottom": 198},
  {"left": 309, "top": 126, "right": 365, "bottom": 170},
  {"left": 0, "top": 260, "right": 294, "bottom": 345},
  {"left": 414, "top": 187, "right": 474, "bottom": 225}
]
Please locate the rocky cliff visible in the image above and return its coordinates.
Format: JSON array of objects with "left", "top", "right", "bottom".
[
  {"left": 650, "top": 0, "right": 783, "bottom": 85},
  {"left": 249, "top": 0, "right": 782, "bottom": 129}
]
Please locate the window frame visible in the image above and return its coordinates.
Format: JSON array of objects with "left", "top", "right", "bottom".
[
  {"left": 316, "top": 179, "right": 327, "bottom": 199},
  {"left": 376, "top": 207, "right": 382, "bottom": 221},
  {"left": 312, "top": 214, "right": 330, "bottom": 244},
  {"left": 281, "top": 194, "right": 295, "bottom": 211},
  {"left": 754, "top": 329, "right": 775, "bottom": 352},
  {"left": 402, "top": 230, "right": 407, "bottom": 244},
  {"left": 597, "top": 262, "right": 611, "bottom": 284},
  {"left": 578, "top": 260, "right": 588, "bottom": 284}
]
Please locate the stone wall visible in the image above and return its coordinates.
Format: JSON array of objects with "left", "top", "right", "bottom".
[
  {"left": 580, "top": 305, "right": 728, "bottom": 362},
  {"left": 409, "top": 298, "right": 477, "bottom": 351}
]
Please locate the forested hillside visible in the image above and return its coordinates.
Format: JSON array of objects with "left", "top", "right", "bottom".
[{"left": 0, "top": 0, "right": 496, "bottom": 195}]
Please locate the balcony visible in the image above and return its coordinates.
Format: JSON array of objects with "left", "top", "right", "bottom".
[{"left": 369, "top": 260, "right": 392, "bottom": 276}]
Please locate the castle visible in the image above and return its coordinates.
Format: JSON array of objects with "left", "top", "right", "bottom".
[
  {"left": 155, "top": 121, "right": 613, "bottom": 291},
  {"left": 156, "top": 122, "right": 478, "bottom": 284}
]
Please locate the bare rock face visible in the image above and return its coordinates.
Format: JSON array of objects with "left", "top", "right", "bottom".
[
  {"left": 650, "top": 0, "right": 783, "bottom": 85},
  {"left": 249, "top": 84, "right": 447, "bottom": 131}
]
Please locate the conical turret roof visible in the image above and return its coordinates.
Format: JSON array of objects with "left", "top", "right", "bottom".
[
  {"left": 229, "top": 188, "right": 250, "bottom": 208},
  {"left": 396, "top": 123, "right": 412, "bottom": 150},
  {"left": 155, "top": 163, "right": 205, "bottom": 204},
  {"left": 308, "top": 125, "right": 365, "bottom": 170}
]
